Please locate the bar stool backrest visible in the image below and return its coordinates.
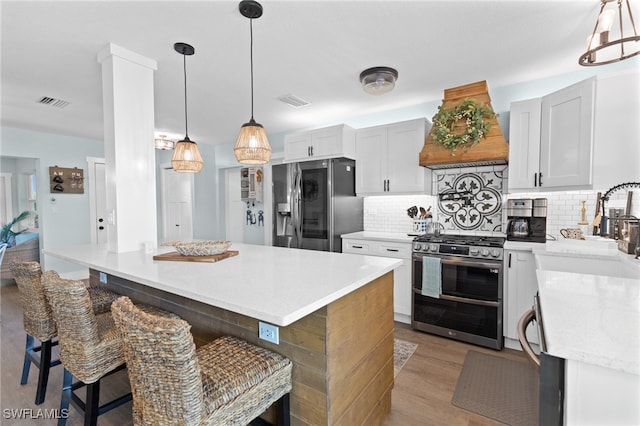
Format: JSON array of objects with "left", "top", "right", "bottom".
[
  {"left": 111, "top": 296, "right": 204, "bottom": 425},
  {"left": 9, "top": 261, "right": 57, "bottom": 341}
]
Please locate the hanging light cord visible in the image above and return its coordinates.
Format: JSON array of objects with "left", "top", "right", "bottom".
[
  {"left": 182, "top": 50, "right": 189, "bottom": 138},
  {"left": 249, "top": 18, "right": 255, "bottom": 122}
]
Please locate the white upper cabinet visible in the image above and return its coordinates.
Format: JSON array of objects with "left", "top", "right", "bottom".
[
  {"left": 592, "top": 69, "right": 640, "bottom": 188},
  {"left": 540, "top": 77, "right": 595, "bottom": 188},
  {"left": 283, "top": 124, "right": 355, "bottom": 163},
  {"left": 508, "top": 98, "right": 542, "bottom": 190},
  {"left": 355, "top": 118, "right": 431, "bottom": 195},
  {"left": 508, "top": 77, "right": 595, "bottom": 192}
]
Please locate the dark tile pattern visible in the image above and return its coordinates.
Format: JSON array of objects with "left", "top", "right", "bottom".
[{"left": 435, "top": 166, "right": 506, "bottom": 232}]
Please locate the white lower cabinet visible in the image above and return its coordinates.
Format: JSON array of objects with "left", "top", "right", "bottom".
[
  {"left": 342, "top": 238, "right": 412, "bottom": 324},
  {"left": 504, "top": 248, "right": 539, "bottom": 349}
]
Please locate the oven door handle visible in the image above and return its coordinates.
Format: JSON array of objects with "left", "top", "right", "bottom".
[
  {"left": 440, "top": 257, "right": 502, "bottom": 270},
  {"left": 430, "top": 292, "right": 500, "bottom": 307}
]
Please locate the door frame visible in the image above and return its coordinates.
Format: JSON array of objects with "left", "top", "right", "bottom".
[{"left": 0, "top": 172, "right": 13, "bottom": 226}]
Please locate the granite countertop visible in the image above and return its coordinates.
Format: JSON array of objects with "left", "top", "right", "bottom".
[
  {"left": 44, "top": 243, "right": 401, "bottom": 327},
  {"left": 533, "top": 240, "right": 640, "bottom": 375}
]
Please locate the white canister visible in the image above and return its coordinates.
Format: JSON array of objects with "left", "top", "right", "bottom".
[{"left": 413, "top": 218, "right": 432, "bottom": 235}]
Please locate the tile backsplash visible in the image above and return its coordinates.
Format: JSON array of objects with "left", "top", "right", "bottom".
[{"left": 363, "top": 166, "right": 639, "bottom": 239}]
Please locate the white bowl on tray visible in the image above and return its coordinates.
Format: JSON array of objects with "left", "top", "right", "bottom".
[{"left": 164, "top": 240, "right": 232, "bottom": 256}]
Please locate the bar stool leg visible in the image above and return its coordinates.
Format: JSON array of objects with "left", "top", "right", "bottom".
[
  {"left": 276, "top": 393, "right": 291, "bottom": 426},
  {"left": 58, "top": 369, "right": 72, "bottom": 426},
  {"left": 20, "top": 334, "right": 35, "bottom": 385},
  {"left": 34, "top": 339, "right": 53, "bottom": 404},
  {"left": 85, "top": 381, "right": 100, "bottom": 426}
]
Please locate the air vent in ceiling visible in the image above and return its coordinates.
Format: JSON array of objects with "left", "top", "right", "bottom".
[
  {"left": 277, "top": 94, "right": 310, "bottom": 108},
  {"left": 37, "top": 96, "right": 70, "bottom": 108}
]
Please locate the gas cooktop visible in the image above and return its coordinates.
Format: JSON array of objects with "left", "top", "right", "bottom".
[{"left": 413, "top": 234, "right": 505, "bottom": 248}]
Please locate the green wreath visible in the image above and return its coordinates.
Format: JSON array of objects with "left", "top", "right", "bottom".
[{"left": 431, "top": 98, "right": 497, "bottom": 155}]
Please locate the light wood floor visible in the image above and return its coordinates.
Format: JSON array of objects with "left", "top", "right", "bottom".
[{"left": 1, "top": 283, "right": 530, "bottom": 425}]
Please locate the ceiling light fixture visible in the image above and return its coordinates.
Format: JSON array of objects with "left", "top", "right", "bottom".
[
  {"left": 234, "top": 0, "right": 272, "bottom": 165},
  {"left": 154, "top": 135, "right": 175, "bottom": 150},
  {"left": 171, "top": 42, "right": 203, "bottom": 173},
  {"left": 579, "top": 0, "right": 640, "bottom": 66},
  {"left": 359, "top": 66, "right": 399, "bottom": 95}
]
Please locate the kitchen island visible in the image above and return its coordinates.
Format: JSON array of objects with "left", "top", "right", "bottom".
[{"left": 45, "top": 243, "right": 401, "bottom": 426}]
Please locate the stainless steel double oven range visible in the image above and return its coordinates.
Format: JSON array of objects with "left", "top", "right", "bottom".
[{"left": 411, "top": 234, "right": 505, "bottom": 350}]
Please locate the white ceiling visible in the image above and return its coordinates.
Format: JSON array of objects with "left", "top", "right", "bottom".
[{"left": 1, "top": 0, "right": 604, "bottom": 147}]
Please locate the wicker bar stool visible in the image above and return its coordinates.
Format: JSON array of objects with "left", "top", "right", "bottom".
[
  {"left": 9, "top": 260, "right": 119, "bottom": 405},
  {"left": 111, "top": 296, "right": 293, "bottom": 426},
  {"left": 41, "top": 271, "right": 130, "bottom": 426}
]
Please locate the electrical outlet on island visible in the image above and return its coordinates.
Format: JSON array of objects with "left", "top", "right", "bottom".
[{"left": 258, "top": 321, "right": 279, "bottom": 344}]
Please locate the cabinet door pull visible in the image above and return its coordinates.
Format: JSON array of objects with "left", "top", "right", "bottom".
[
  {"left": 508, "top": 253, "right": 512, "bottom": 268},
  {"left": 307, "top": 146, "right": 311, "bottom": 157},
  {"left": 352, "top": 245, "right": 364, "bottom": 249},
  {"left": 538, "top": 172, "right": 543, "bottom": 186},
  {"left": 386, "top": 248, "right": 399, "bottom": 252},
  {"left": 534, "top": 173, "right": 537, "bottom": 187},
  {"left": 310, "top": 145, "right": 314, "bottom": 156},
  {"left": 387, "top": 179, "right": 390, "bottom": 192}
]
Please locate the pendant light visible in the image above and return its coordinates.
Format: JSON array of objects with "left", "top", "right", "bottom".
[
  {"left": 234, "top": 0, "right": 272, "bottom": 165},
  {"left": 579, "top": 0, "right": 640, "bottom": 66},
  {"left": 172, "top": 42, "right": 203, "bottom": 173}
]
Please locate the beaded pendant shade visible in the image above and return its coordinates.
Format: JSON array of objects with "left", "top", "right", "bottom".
[
  {"left": 234, "top": 0, "right": 272, "bottom": 165},
  {"left": 172, "top": 42, "right": 203, "bottom": 173}
]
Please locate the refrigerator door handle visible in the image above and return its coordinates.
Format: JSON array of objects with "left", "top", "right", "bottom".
[{"left": 292, "top": 164, "right": 303, "bottom": 247}]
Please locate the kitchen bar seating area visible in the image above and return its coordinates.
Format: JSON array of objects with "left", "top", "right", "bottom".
[{"left": 2, "top": 1, "right": 640, "bottom": 425}]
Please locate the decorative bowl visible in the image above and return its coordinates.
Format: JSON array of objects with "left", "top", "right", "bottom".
[{"left": 165, "top": 240, "right": 232, "bottom": 256}]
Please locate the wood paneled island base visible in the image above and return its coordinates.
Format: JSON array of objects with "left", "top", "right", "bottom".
[{"left": 90, "top": 269, "right": 394, "bottom": 425}]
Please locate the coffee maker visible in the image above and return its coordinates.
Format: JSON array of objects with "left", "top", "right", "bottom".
[{"left": 506, "top": 198, "right": 547, "bottom": 243}]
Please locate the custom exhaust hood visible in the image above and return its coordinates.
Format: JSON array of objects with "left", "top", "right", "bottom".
[{"left": 419, "top": 80, "right": 508, "bottom": 169}]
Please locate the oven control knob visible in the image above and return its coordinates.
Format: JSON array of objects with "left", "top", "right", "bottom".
[
  {"left": 414, "top": 243, "right": 421, "bottom": 251},
  {"left": 491, "top": 249, "right": 501, "bottom": 258},
  {"left": 469, "top": 248, "right": 479, "bottom": 256},
  {"left": 429, "top": 244, "right": 438, "bottom": 252},
  {"left": 481, "top": 249, "right": 490, "bottom": 257}
]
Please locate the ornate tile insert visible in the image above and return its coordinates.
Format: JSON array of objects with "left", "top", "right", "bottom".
[{"left": 434, "top": 166, "right": 507, "bottom": 232}]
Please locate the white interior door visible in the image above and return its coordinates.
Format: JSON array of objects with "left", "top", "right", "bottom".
[
  {"left": 225, "top": 168, "right": 244, "bottom": 243},
  {"left": 0, "top": 173, "right": 13, "bottom": 226},
  {"left": 161, "top": 166, "right": 193, "bottom": 242},
  {"left": 87, "top": 157, "right": 108, "bottom": 244}
]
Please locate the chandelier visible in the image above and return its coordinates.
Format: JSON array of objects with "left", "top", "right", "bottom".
[{"left": 579, "top": 0, "right": 640, "bottom": 66}]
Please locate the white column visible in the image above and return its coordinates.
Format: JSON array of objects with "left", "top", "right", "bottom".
[{"left": 97, "top": 43, "right": 158, "bottom": 253}]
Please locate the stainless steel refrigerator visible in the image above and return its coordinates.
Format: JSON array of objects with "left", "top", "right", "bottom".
[{"left": 272, "top": 157, "right": 363, "bottom": 252}]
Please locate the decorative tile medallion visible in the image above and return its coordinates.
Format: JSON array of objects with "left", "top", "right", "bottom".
[{"left": 435, "top": 166, "right": 506, "bottom": 232}]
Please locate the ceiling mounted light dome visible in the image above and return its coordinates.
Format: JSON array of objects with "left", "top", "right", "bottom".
[{"left": 359, "top": 66, "right": 398, "bottom": 95}]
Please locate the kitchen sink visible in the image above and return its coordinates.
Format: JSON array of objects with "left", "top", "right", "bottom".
[{"left": 535, "top": 252, "right": 640, "bottom": 279}]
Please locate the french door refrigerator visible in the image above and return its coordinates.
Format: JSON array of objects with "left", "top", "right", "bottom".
[{"left": 272, "top": 157, "right": 363, "bottom": 252}]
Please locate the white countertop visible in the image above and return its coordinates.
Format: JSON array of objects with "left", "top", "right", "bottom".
[
  {"left": 341, "top": 231, "right": 415, "bottom": 244},
  {"left": 44, "top": 243, "right": 401, "bottom": 327},
  {"left": 533, "top": 240, "right": 640, "bottom": 375}
]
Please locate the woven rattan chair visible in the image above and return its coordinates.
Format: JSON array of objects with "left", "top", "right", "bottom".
[
  {"left": 9, "top": 260, "right": 119, "bottom": 405},
  {"left": 41, "top": 271, "right": 130, "bottom": 426},
  {"left": 111, "top": 296, "right": 293, "bottom": 426}
]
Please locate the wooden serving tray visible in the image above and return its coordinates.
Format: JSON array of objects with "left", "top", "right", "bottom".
[{"left": 153, "top": 250, "right": 239, "bottom": 263}]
